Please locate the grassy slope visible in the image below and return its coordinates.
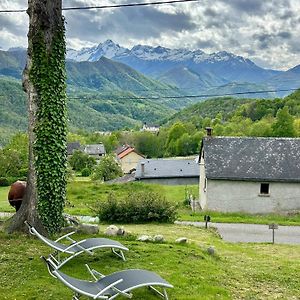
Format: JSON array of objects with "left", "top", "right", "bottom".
[{"left": 0, "top": 224, "right": 299, "bottom": 299}]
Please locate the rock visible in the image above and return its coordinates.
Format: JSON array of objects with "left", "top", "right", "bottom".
[
  {"left": 175, "top": 237, "right": 188, "bottom": 244},
  {"left": 207, "top": 246, "right": 215, "bottom": 256},
  {"left": 154, "top": 235, "right": 164, "bottom": 242},
  {"left": 63, "top": 214, "right": 80, "bottom": 226},
  {"left": 105, "top": 225, "right": 119, "bottom": 236},
  {"left": 137, "top": 235, "right": 153, "bottom": 242},
  {"left": 78, "top": 224, "right": 99, "bottom": 235},
  {"left": 117, "top": 227, "right": 125, "bottom": 236},
  {"left": 61, "top": 226, "right": 77, "bottom": 234}
]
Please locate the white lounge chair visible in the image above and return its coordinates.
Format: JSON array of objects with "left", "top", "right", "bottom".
[
  {"left": 42, "top": 256, "right": 173, "bottom": 300},
  {"left": 25, "top": 221, "right": 128, "bottom": 268}
]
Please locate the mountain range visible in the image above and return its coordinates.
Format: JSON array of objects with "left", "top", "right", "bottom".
[
  {"left": 67, "top": 40, "right": 300, "bottom": 97},
  {"left": 1, "top": 41, "right": 300, "bottom": 144}
]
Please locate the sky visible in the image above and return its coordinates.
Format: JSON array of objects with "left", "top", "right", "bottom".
[{"left": 0, "top": 0, "right": 300, "bottom": 70}]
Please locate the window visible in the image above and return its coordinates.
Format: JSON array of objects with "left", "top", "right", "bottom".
[{"left": 260, "top": 183, "right": 269, "bottom": 195}]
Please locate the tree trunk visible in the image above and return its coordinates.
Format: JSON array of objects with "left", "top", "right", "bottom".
[{"left": 6, "top": 0, "right": 64, "bottom": 234}]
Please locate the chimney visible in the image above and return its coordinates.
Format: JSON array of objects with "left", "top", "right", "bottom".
[
  {"left": 205, "top": 127, "right": 213, "bottom": 137},
  {"left": 141, "top": 162, "right": 145, "bottom": 176}
]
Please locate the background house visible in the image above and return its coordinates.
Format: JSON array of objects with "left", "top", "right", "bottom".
[
  {"left": 199, "top": 136, "right": 300, "bottom": 214},
  {"left": 116, "top": 145, "right": 144, "bottom": 174},
  {"left": 141, "top": 123, "right": 160, "bottom": 134},
  {"left": 83, "top": 144, "right": 106, "bottom": 160},
  {"left": 135, "top": 158, "right": 199, "bottom": 185},
  {"left": 67, "top": 141, "right": 81, "bottom": 156}
]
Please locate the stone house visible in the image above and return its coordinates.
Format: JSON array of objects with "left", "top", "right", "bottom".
[
  {"left": 135, "top": 158, "right": 199, "bottom": 185},
  {"left": 199, "top": 135, "right": 300, "bottom": 213},
  {"left": 116, "top": 145, "right": 144, "bottom": 174},
  {"left": 83, "top": 144, "right": 106, "bottom": 160}
]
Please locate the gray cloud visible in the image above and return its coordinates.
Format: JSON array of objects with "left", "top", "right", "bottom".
[
  {"left": 65, "top": 6, "right": 196, "bottom": 42},
  {"left": 195, "top": 39, "right": 218, "bottom": 49},
  {"left": 253, "top": 31, "right": 293, "bottom": 50},
  {"left": 220, "top": 0, "right": 267, "bottom": 15}
]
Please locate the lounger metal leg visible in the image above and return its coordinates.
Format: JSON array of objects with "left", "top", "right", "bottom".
[
  {"left": 49, "top": 253, "right": 60, "bottom": 266},
  {"left": 112, "top": 248, "right": 126, "bottom": 261},
  {"left": 149, "top": 286, "right": 169, "bottom": 300}
]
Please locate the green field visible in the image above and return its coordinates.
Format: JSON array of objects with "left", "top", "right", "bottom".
[
  {"left": 1, "top": 182, "right": 300, "bottom": 225},
  {"left": 0, "top": 223, "right": 299, "bottom": 299}
]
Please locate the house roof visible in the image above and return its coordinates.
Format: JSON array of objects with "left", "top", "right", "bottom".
[
  {"left": 116, "top": 145, "right": 144, "bottom": 159},
  {"left": 135, "top": 158, "right": 199, "bottom": 179},
  {"left": 118, "top": 147, "right": 144, "bottom": 159},
  {"left": 67, "top": 142, "right": 81, "bottom": 155},
  {"left": 201, "top": 136, "right": 300, "bottom": 182},
  {"left": 84, "top": 144, "right": 106, "bottom": 155}
]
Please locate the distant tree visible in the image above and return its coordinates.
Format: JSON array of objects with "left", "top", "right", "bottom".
[
  {"left": 4, "top": 133, "right": 29, "bottom": 174},
  {"left": 167, "top": 122, "right": 187, "bottom": 143},
  {"left": 92, "top": 155, "right": 123, "bottom": 181},
  {"left": 0, "top": 149, "right": 23, "bottom": 178},
  {"left": 134, "top": 132, "right": 163, "bottom": 158},
  {"left": 272, "top": 106, "right": 296, "bottom": 137},
  {"left": 69, "top": 150, "right": 96, "bottom": 172},
  {"left": 293, "top": 119, "right": 300, "bottom": 137},
  {"left": 250, "top": 119, "right": 273, "bottom": 137},
  {"left": 67, "top": 132, "right": 86, "bottom": 145}
]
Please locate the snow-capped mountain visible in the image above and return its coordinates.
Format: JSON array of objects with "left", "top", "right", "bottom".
[
  {"left": 67, "top": 40, "right": 280, "bottom": 89},
  {"left": 67, "top": 40, "right": 249, "bottom": 65},
  {"left": 67, "top": 40, "right": 129, "bottom": 62}
]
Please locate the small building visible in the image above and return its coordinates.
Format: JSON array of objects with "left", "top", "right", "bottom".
[
  {"left": 83, "top": 144, "right": 106, "bottom": 160},
  {"left": 67, "top": 141, "right": 81, "bottom": 156},
  {"left": 116, "top": 145, "right": 144, "bottom": 174},
  {"left": 141, "top": 123, "right": 160, "bottom": 134},
  {"left": 199, "top": 136, "right": 300, "bottom": 214},
  {"left": 135, "top": 158, "right": 199, "bottom": 185}
]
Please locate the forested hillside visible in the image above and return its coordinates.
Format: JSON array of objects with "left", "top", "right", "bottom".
[
  {"left": 0, "top": 77, "right": 27, "bottom": 144},
  {"left": 0, "top": 76, "right": 176, "bottom": 145},
  {"left": 163, "top": 89, "right": 300, "bottom": 139}
]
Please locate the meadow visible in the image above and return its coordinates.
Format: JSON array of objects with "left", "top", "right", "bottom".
[{"left": 1, "top": 181, "right": 300, "bottom": 225}]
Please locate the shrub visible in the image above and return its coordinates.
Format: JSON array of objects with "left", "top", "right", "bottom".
[
  {"left": 81, "top": 167, "right": 92, "bottom": 177},
  {"left": 95, "top": 191, "right": 177, "bottom": 223},
  {"left": 0, "top": 177, "right": 27, "bottom": 187}
]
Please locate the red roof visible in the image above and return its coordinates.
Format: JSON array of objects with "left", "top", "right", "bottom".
[{"left": 118, "top": 147, "right": 144, "bottom": 159}]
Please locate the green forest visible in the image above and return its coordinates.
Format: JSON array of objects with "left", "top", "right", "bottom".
[{"left": 1, "top": 88, "right": 299, "bottom": 184}]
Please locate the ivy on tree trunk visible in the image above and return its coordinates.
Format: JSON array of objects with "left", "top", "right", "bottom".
[{"left": 6, "top": 0, "right": 67, "bottom": 234}]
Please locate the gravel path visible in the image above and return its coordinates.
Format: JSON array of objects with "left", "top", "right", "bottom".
[{"left": 175, "top": 221, "right": 300, "bottom": 245}]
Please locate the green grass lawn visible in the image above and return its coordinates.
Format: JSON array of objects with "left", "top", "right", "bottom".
[
  {"left": 0, "top": 223, "right": 299, "bottom": 299},
  {"left": 178, "top": 209, "right": 300, "bottom": 226},
  {"left": 65, "top": 181, "right": 198, "bottom": 216},
  {"left": 2, "top": 181, "right": 300, "bottom": 225},
  {"left": 0, "top": 186, "right": 13, "bottom": 213}
]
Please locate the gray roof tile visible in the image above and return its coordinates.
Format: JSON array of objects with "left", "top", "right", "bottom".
[
  {"left": 84, "top": 144, "right": 106, "bottom": 155},
  {"left": 201, "top": 137, "right": 300, "bottom": 182}
]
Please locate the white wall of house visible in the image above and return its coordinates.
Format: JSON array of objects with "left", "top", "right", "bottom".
[
  {"left": 120, "top": 152, "right": 144, "bottom": 174},
  {"left": 199, "top": 155, "right": 207, "bottom": 209},
  {"left": 203, "top": 179, "right": 300, "bottom": 214}
]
